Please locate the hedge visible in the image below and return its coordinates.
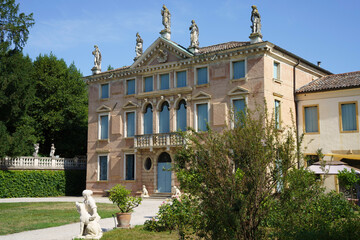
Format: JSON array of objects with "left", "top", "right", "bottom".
[{"left": 0, "top": 170, "right": 86, "bottom": 198}]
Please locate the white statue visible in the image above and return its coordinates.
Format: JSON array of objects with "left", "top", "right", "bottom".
[
  {"left": 141, "top": 185, "right": 149, "bottom": 198},
  {"left": 33, "top": 143, "right": 39, "bottom": 157},
  {"left": 92, "top": 45, "right": 102, "bottom": 70},
  {"left": 161, "top": 5, "right": 171, "bottom": 32},
  {"left": 74, "top": 190, "right": 102, "bottom": 239},
  {"left": 172, "top": 186, "right": 181, "bottom": 198},
  {"left": 250, "top": 5, "right": 261, "bottom": 35},
  {"left": 49, "top": 144, "right": 55, "bottom": 157},
  {"left": 189, "top": 20, "right": 199, "bottom": 48},
  {"left": 134, "top": 32, "right": 143, "bottom": 61}
]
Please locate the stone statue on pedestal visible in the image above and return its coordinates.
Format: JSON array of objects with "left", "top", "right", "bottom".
[
  {"left": 160, "top": 5, "right": 171, "bottom": 40},
  {"left": 134, "top": 32, "right": 143, "bottom": 61},
  {"left": 74, "top": 190, "right": 102, "bottom": 239},
  {"left": 172, "top": 186, "right": 181, "bottom": 198},
  {"left": 92, "top": 45, "right": 102, "bottom": 74},
  {"left": 249, "top": 5, "right": 263, "bottom": 43},
  {"left": 33, "top": 143, "right": 39, "bottom": 157},
  {"left": 189, "top": 20, "right": 199, "bottom": 49},
  {"left": 141, "top": 185, "right": 150, "bottom": 198},
  {"left": 49, "top": 144, "right": 55, "bottom": 157}
]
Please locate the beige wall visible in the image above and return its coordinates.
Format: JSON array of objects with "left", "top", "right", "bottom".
[{"left": 297, "top": 88, "right": 360, "bottom": 162}]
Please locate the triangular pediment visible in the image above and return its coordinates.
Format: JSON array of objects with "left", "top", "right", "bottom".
[
  {"left": 227, "top": 86, "right": 249, "bottom": 96},
  {"left": 123, "top": 101, "right": 139, "bottom": 109},
  {"left": 96, "top": 104, "right": 111, "bottom": 113},
  {"left": 192, "top": 91, "right": 211, "bottom": 101},
  {"left": 131, "top": 37, "right": 193, "bottom": 68}
]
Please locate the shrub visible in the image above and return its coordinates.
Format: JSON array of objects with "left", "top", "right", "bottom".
[
  {"left": 108, "top": 184, "right": 142, "bottom": 213},
  {"left": 0, "top": 169, "right": 85, "bottom": 197}
]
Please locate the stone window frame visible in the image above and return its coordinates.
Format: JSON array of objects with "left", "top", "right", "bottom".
[
  {"left": 98, "top": 113, "right": 110, "bottom": 140},
  {"left": 157, "top": 72, "right": 171, "bottom": 91},
  {"left": 98, "top": 154, "right": 109, "bottom": 181},
  {"left": 124, "top": 153, "right": 136, "bottom": 181},
  {"left": 230, "top": 96, "right": 248, "bottom": 128},
  {"left": 126, "top": 78, "right": 136, "bottom": 95},
  {"left": 195, "top": 65, "right": 209, "bottom": 86},
  {"left": 302, "top": 104, "right": 320, "bottom": 134},
  {"left": 339, "top": 101, "right": 359, "bottom": 133},
  {"left": 194, "top": 101, "right": 210, "bottom": 132},
  {"left": 143, "top": 75, "right": 155, "bottom": 93},
  {"left": 230, "top": 58, "right": 247, "bottom": 81},
  {"left": 124, "top": 110, "right": 136, "bottom": 138},
  {"left": 174, "top": 70, "right": 187, "bottom": 88},
  {"left": 100, "top": 83, "right": 110, "bottom": 99}
]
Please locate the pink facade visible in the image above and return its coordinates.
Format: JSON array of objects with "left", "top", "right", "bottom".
[{"left": 84, "top": 38, "right": 329, "bottom": 196}]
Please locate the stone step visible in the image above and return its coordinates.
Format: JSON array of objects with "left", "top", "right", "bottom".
[{"left": 148, "top": 192, "right": 172, "bottom": 199}]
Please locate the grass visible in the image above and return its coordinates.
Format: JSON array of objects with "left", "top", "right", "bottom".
[
  {"left": 101, "top": 225, "right": 177, "bottom": 240},
  {"left": 0, "top": 202, "right": 119, "bottom": 235}
]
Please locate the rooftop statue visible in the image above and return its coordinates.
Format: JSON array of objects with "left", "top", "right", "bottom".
[
  {"left": 134, "top": 32, "right": 143, "bottom": 61},
  {"left": 92, "top": 45, "right": 102, "bottom": 70},
  {"left": 161, "top": 5, "right": 171, "bottom": 32},
  {"left": 189, "top": 20, "right": 199, "bottom": 49},
  {"left": 250, "top": 5, "right": 261, "bottom": 35}
]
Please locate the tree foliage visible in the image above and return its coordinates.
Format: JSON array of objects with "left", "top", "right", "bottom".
[
  {"left": 0, "top": 0, "right": 34, "bottom": 51},
  {"left": 174, "top": 105, "right": 297, "bottom": 240},
  {"left": 31, "top": 53, "right": 88, "bottom": 157}
]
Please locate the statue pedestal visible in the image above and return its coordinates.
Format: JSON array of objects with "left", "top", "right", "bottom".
[
  {"left": 92, "top": 67, "right": 101, "bottom": 75},
  {"left": 249, "top": 33, "right": 263, "bottom": 44},
  {"left": 188, "top": 46, "right": 199, "bottom": 54},
  {"left": 160, "top": 30, "right": 171, "bottom": 40}
]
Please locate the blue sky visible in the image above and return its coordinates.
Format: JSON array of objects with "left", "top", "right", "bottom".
[{"left": 19, "top": 0, "right": 359, "bottom": 77}]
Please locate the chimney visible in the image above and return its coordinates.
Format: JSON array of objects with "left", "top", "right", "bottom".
[{"left": 317, "top": 61, "right": 321, "bottom": 67}]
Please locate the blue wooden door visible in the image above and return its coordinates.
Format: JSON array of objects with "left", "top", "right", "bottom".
[{"left": 157, "top": 162, "right": 171, "bottom": 192}]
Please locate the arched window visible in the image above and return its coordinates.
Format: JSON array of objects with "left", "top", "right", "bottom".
[
  {"left": 144, "top": 104, "right": 153, "bottom": 134},
  {"left": 176, "top": 100, "right": 187, "bottom": 131},
  {"left": 159, "top": 102, "right": 170, "bottom": 133}
]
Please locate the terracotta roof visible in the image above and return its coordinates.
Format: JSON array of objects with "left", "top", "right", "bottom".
[
  {"left": 296, "top": 71, "right": 360, "bottom": 93},
  {"left": 198, "top": 41, "right": 250, "bottom": 54}
]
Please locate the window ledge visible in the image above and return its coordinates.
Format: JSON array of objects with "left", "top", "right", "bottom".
[
  {"left": 100, "top": 98, "right": 110, "bottom": 101},
  {"left": 96, "top": 180, "right": 108, "bottom": 182},
  {"left": 231, "top": 77, "right": 247, "bottom": 83},
  {"left": 124, "top": 180, "right": 136, "bottom": 182},
  {"left": 303, "top": 132, "right": 320, "bottom": 135},
  {"left": 124, "top": 137, "right": 135, "bottom": 140},
  {"left": 195, "top": 83, "right": 210, "bottom": 88},
  {"left": 340, "top": 130, "right": 359, "bottom": 133},
  {"left": 125, "top": 94, "right": 136, "bottom": 98},
  {"left": 273, "top": 78, "right": 282, "bottom": 84},
  {"left": 98, "top": 139, "right": 109, "bottom": 143}
]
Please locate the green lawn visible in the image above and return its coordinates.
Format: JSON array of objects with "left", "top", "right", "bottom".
[
  {"left": 101, "top": 226, "right": 177, "bottom": 240},
  {"left": 0, "top": 202, "right": 119, "bottom": 235}
]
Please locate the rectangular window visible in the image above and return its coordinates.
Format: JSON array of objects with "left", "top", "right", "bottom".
[
  {"left": 160, "top": 74, "right": 170, "bottom": 90},
  {"left": 197, "top": 103, "right": 208, "bottom": 131},
  {"left": 126, "top": 112, "right": 135, "bottom": 137},
  {"left": 233, "top": 99, "right": 246, "bottom": 123},
  {"left": 340, "top": 102, "right": 358, "bottom": 132},
  {"left": 99, "top": 115, "right": 109, "bottom": 139},
  {"left": 101, "top": 83, "right": 109, "bottom": 99},
  {"left": 126, "top": 79, "right": 135, "bottom": 95},
  {"left": 125, "top": 154, "right": 135, "bottom": 180},
  {"left": 275, "top": 100, "right": 281, "bottom": 129},
  {"left": 176, "top": 71, "right": 187, "bottom": 88},
  {"left": 197, "top": 67, "right": 208, "bottom": 85},
  {"left": 273, "top": 62, "right": 280, "bottom": 80},
  {"left": 304, "top": 106, "right": 319, "bottom": 133},
  {"left": 99, "top": 155, "right": 108, "bottom": 181},
  {"left": 144, "top": 76, "right": 153, "bottom": 92},
  {"left": 233, "top": 60, "right": 245, "bottom": 79}
]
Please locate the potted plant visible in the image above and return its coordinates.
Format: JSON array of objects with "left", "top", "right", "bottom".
[{"left": 108, "top": 184, "right": 142, "bottom": 228}]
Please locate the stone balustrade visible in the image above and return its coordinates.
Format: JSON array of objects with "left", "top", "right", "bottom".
[
  {"left": 134, "top": 132, "right": 186, "bottom": 150},
  {"left": 0, "top": 156, "right": 86, "bottom": 170}
]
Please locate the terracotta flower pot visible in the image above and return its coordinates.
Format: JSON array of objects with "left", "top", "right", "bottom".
[{"left": 116, "top": 212, "right": 132, "bottom": 228}]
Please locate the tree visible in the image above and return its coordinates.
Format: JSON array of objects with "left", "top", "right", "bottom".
[
  {"left": 174, "top": 105, "right": 297, "bottom": 239},
  {"left": 0, "top": 50, "right": 37, "bottom": 157},
  {"left": 31, "top": 53, "right": 88, "bottom": 157},
  {"left": 0, "top": 0, "right": 34, "bottom": 51}
]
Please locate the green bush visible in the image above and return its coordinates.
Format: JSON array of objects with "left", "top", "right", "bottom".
[
  {"left": 108, "top": 184, "right": 142, "bottom": 213},
  {"left": 0, "top": 170, "right": 85, "bottom": 197}
]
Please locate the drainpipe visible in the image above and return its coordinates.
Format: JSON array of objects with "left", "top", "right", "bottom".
[{"left": 293, "top": 59, "right": 301, "bottom": 168}]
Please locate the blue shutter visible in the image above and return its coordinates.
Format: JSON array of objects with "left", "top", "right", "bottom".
[
  {"left": 99, "top": 156, "right": 108, "bottom": 180},
  {"left": 233, "top": 61, "right": 245, "bottom": 79},
  {"left": 127, "top": 79, "right": 135, "bottom": 95},
  {"left": 342, "top": 103, "right": 357, "bottom": 131},
  {"left": 160, "top": 74, "right": 169, "bottom": 90},
  {"left": 144, "top": 105, "right": 153, "bottom": 134},
  {"left": 197, "top": 104, "right": 208, "bottom": 131},
  {"left": 126, "top": 112, "right": 135, "bottom": 137},
  {"left": 275, "top": 100, "right": 280, "bottom": 129},
  {"left": 159, "top": 103, "right": 170, "bottom": 133},
  {"left": 273, "top": 62, "right": 279, "bottom": 79},
  {"left": 305, "top": 106, "right": 318, "bottom": 133},
  {"left": 101, "top": 84, "right": 109, "bottom": 98},
  {"left": 176, "top": 71, "right": 187, "bottom": 87},
  {"left": 126, "top": 155, "right": 135, "bottom": 180},
  {"left": 233, "top": 99, "right": 246, "bottom": 123},
  {"left": 144, "top": 76, "right": 153, "bottom": 92},
  {"left": 100, "top": 115, "right": 108, "bottom": 139},
  {"left": 197, "top": 67, "right": 208, "bottom": 85},
  {"left": 177, "top": 101, "right": 187, "bottom": 131}
]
